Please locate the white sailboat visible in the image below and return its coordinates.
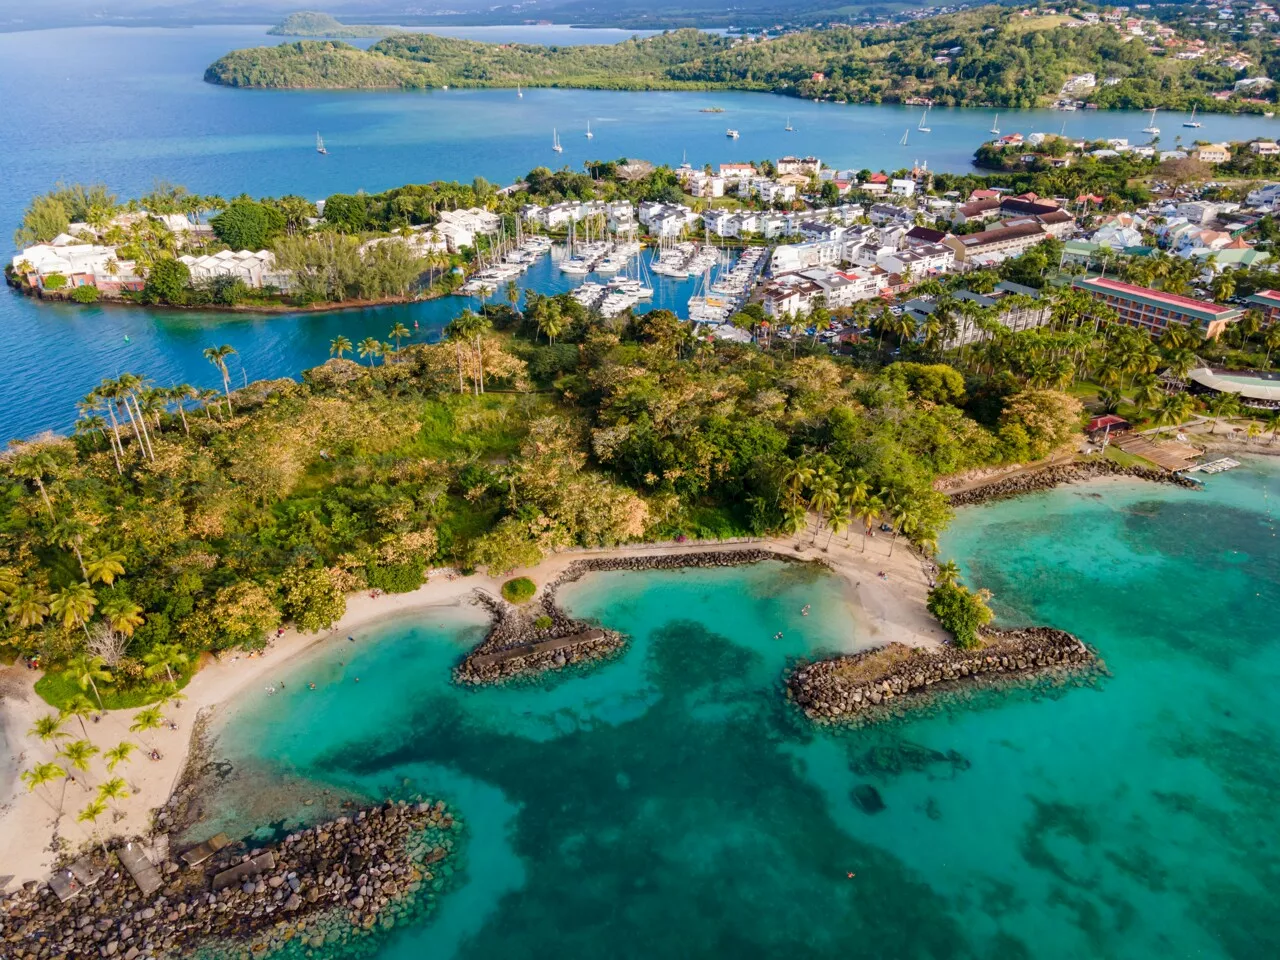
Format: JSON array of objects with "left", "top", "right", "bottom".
[
  {"left": 517, "top": 83, "right": 522, "bottom": 98},
  {"left": 784, "top": 116, "right": 794, "bottom": 132},
  {"left": 552, "top": 128, "right": 563, "bottom": 153},
  {"left": 990, "top": 114, "right": 1000, "bottom": 136},
  {"left": 585, "top": 120, "right": 593, "bottom": 139},
  {"left": 1183, "top": 105, "right": 1201, "bottom": 128},
  {"left": 918, "top": 109, "right": 931, "bottom": 133},
  {"left": 1142, "top": 108, "right": 1160, "bottom": 135},
  {"left": 316, "top": 133, "right": 327, "bottom": 155},
  {"left": 900, "top": 129, "right": 909, "bottom": 146}
]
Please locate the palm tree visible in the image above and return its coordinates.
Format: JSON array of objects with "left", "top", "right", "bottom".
[
  {"left": 7, "top": 584, "right": 50, "bottom": 629},
  {"left": 357, "top": 337, "right": 382, "bottom": 366},
  {"left": 857, "top": 496, "right": 885, "bottom": 553},
  {"left": 84, "top": 550, "right": 126, "bottom": 586},
  {"left": 808, "top": 472, "right": 840, "bottom": 544},
  {"left": 115, "top": 373, "right": 155, "bottom": 460},
  {"left": 77, "top": 797, "right": 109, "bottom": 855},
  {"left": 329, "top": 335, "right": 353, "bottom": 360},
  {"left": 28, "top": 712, "right": 69, "bottom": 745},
  {"left": 100, "top": 596, "right": 145, "bottom": 637},
  {"left": 104, "top": 741, "right": 138, "bottom": 773},
  {"left": 142, "top": 643, "right": 189, "bottom": 689},
  {"left": 64, "top": 653, "right": 112, "bottom": 710},
  {"left": 12, "top": 449, "right": 58, "bottom": 518},
  {"left": 1268, "top": 410, "right": 1280, "bottom": 445},
  {"left": 130, "top": 706, "right": 165, "bottom": 748},
  {"left": 97, "top": 776, "right": 130, "bottom": 814},
  {"left": 167, "top": 385, "right": 194, "bottom": 436},
  {"left": 51, "top": 517, "right": 92, "bottom": 580},
  {"left": 889, "top": 502, "right": 919, "bottom": 558},
  {"left": 60, "top": 695, "right": 97, "bottom": 739},
  {"left": 936, "top": 560, "right": 961, "bottom": 587},
  {"left": 824, "top": 512, "right": 849, "bottom": 550},
  {"left": 50, "top": 582, "right": 98, "bottom": 638},
  {"left": 783, "top": 504, "right": 808, "bottom": 547},
  {"left": 1208, "top": 392, "right": 1240, "bottom": 433},
  {"left": 388, "top": 322, "right": 411, "bottom": 354},
  {"left": 202, "top": 344, "right": 237, "bottom": 415},
  {"left": 21, "top": 762, "right": 67, "bottom": 814},
  {"left": 1263, "top": 324, "right": 1280, "bottom": 369},
  {"left": 780, "top": 460, "right": 815, "bottom": 510},
  {"left": 58, "top": 739, "right": 100, "bottom": 788}
]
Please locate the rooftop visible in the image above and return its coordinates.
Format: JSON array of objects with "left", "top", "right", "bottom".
[{"left": 1074, "top": 277, "right": 1242, "bottom": 320}]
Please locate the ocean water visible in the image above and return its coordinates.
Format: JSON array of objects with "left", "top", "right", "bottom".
[
  {"left": 190, "top": 456, "right": 1280, "bottom": 960},
  {"left": 4, "top": 24, "right": 1279, "bottom": 438}
]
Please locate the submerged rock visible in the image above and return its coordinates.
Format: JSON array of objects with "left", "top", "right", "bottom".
[{"left": 852, "top": 784, "right": 886, "bottom": 814}]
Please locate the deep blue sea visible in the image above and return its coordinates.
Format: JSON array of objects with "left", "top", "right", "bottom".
[
  {"left": 2, "top": 23, "right": 1278, "bottom": 439},
  {"left": 186, "top": 460, "right": 1280, "bottom": 960}
]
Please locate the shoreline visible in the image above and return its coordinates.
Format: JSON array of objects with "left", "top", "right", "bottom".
[
  {"left": 945, "top": 457, "right": 1198, "bottom": 507},
  {"left": 0, "top": 532, "right": 941, "bottom": 890}
]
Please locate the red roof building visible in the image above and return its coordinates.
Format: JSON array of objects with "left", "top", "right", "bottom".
[{"left": 1074, "top": 277, "right": 1243, "bottom": 340}]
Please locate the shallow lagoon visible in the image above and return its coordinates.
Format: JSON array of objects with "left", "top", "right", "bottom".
[{"left": 191, "top": 458, "right": 1280, "bottom": 959}]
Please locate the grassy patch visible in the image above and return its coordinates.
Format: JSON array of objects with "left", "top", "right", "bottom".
[
  {"left": 501, "top": 576, "right": 537, "bottom": 603},
  {"left": 34, "top": 667, "right": 192, "bottom": 712},
  {"left": 407, "top": 394, "right": 536, "bottom": 462},
  {"left": 655, "top": 502, "right": 752, "bottom": 541},
  {"left": 1102, "top": 445, "right": 1152, "bottom": 469}
]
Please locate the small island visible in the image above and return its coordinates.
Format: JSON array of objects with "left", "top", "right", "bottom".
[{"left": 267, "top": 11, "right": 400, "bottom": 39}]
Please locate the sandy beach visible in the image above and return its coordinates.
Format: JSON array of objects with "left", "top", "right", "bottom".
[{"left": 0, "top": 530, "right": 941, "bottom": 891}]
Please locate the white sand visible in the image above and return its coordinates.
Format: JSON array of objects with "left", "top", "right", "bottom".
[{"left": 0, "top": 531, "right": 941, "bottom": 890}]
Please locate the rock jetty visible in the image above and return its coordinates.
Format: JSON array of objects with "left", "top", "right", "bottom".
[
  {"left": 456, "top": 549, "right": 784, "bottom": 684},
  {"left": 948, "top": 459, "right": 1197, "bottom": 507},
  {"left": 0, "top": 799, "right": 460, "bottom": 959},
  {"left": 786, "top": 627, "right": 1098, "bottom": 725}
]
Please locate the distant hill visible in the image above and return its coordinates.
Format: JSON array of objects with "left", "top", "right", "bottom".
[{"left": 267, "top": 11, "right": 396, "bottom": 38}]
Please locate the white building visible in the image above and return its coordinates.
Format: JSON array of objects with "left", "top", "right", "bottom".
[
  {"left": 876, "top": 243, "right": 954, "bottom": 277},
  {"left": 890, "top": 178, "right": 917, "bottom": 198},
  {"left": 179, "top": 250, "right": 290, "bottom": 290}
]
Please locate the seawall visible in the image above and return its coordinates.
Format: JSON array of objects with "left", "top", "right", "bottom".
[
  {"left": 0, "top": 799, "right": 460, "bottom": 959},
  {"left": 786, "top": 627, "right": 1098, "bottom": 725},
  {"left": 455, "top": 549, "right": 793, "bottom": 684},
  {"left": 947, "top": 459, "right": 1197, "bottom": 508}
]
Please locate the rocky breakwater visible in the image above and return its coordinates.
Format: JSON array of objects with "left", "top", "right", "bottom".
[
  {"left": 456, "top": 549, "right": 783, "bottom": 684},
  {"left": 948, "top": 459, "right": 1198, "bottom": 507},
  {"left": 786, "top": 627, "right": 1098, "bottom": 725},
  {"left": 0, "top": 799, "right": 460, "bottom": 959}
]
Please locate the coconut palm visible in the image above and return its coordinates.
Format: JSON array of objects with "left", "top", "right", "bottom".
[
  {"left": 129, "top": 706, "right": 165, "bottom": 747},
  {"left": 388, "top": 322, "right": 411, "bottom": 353},
  {"left": 7, "top": 584, "right": 50, "bottom": 629},
  {"left": 783, "top": 504, "right": 808, "bottom": 547},
  {"left": 329, "top": 335, "right": 353, "bottom": 360},
  {"left": 166, "top": 385, "right": 194, "bottom": 435},
  {"left": 50, "top": 582, "right": 98, "bottom": 638},
  {"left": 142, "top": 643, "right": 189, "bottom": 689},
  {"left": 104, "top": 741, "right": 138, "bottom": 773},
  {"left": 28, "top": 712, "right": 69, "bottom": 745},
  {"left": 780, "top": 460, "right": 815, "bottom": 510},
  {"left": 857, "top": 496, "right": 885, "bottom": 553},
  {"left": 1263, "top": 324, "right": 1280, "bottom": 368},
  {"left": 936, "top": 560, "right": 961, "bottom": 587},
  {"left": 100, "top": 596, "right": 145, "bottom": 638},
  {"left": 21, "top": 762, "right": 67, "bottom": 814},
  {"left": 64, "top": 653, "right": 113, "bottom": 710},
  {"left": 357, "top": 337, "right": 382, "bottom": 366},
  {"left": 77, "top": 797, "right": 109, "bottom": 855},
  {"left": 58, "top": 739, "right": 100, "bottom": 788},
  {"left": 97, "top": 776, "right": 130, "bottom": 814},
  {"left": 824, "top": 511, "right": 849, "bottom": 550},
  {"left": 202, "top": 344, "right": 237, "bottom": 415},
  {"left": 11, "top": 449, "right": 59, "bottom": 518},
  {"left": 808, "top": 472, "right": 840, "bottom": 544},
  {"left": 60, "top": 695, "right": 97, "bottom": 739},
  {"left": 1207, "top": 392, "right": 1240, "bottom": 433},
  {"left": 888, "top": 502, "right": 919, "bottom": 558},
  {"left": 51, "top": 517, "right": 92, "bottom": 580},
  {"left": 84, "top": 550, "right": 126, "bottom": 586}
]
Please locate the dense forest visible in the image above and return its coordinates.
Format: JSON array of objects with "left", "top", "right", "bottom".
[{"left": 206, "top": 9, "right": 1280, "bottom": 111}]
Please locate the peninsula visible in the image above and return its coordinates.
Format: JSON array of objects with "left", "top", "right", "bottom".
[{"left": 206, "top": 8, "right": 1280, "bottom": 114}]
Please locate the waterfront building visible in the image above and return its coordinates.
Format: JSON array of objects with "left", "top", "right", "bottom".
[
  {"left": 1249, "top": 141, "right": 1280, "bottom": 156},
  {"left": 1192, "top": 143, "right": 1232, "bottom": 164},
  {"left": 11, "top": 236, "right": 142, "bottom": 293},
  {"left": 776, "top": 156, "right": 821, "bottom": 176},
  {"left": 762, "top": 265, "right": 885, "bottom": 317},
  {"left": 179, "top": 250, "right": 291, "bottom": 290},
  {"left": 1187, "top": 367, "right": 1280, "bottom": 409},
  {"left": 1073, "top": 276, "right": 1242, "bottom": 339}
]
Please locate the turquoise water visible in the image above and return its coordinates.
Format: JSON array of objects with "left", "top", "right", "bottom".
[
  {"left": 193, "top": 457, "right": 1280, "bottom": 959},
  {"left": 4, "top": 23, "right": 1279, "bottom": 437}
]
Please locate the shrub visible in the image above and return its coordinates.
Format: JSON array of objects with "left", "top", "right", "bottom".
[
  {"left": 501, "top": 576, "right": 537, "bottom": 604},
  {"left": 42, "top": 273, "right": 67, "bottom": 290},
  {"left": 143, "top": 257, "right": 191, "bottom": 305},
  {"left": 367, "top": 561, "right": 425, "bottom": 593},
  {"left": 927, "top": 581, "right": 993, "bottom": 650},
  {"left": 70, "top": 284, "right": 100, "bottom": 303},
  {"left": 534, "top": 615, "right": 553, "bottom": 630}
]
